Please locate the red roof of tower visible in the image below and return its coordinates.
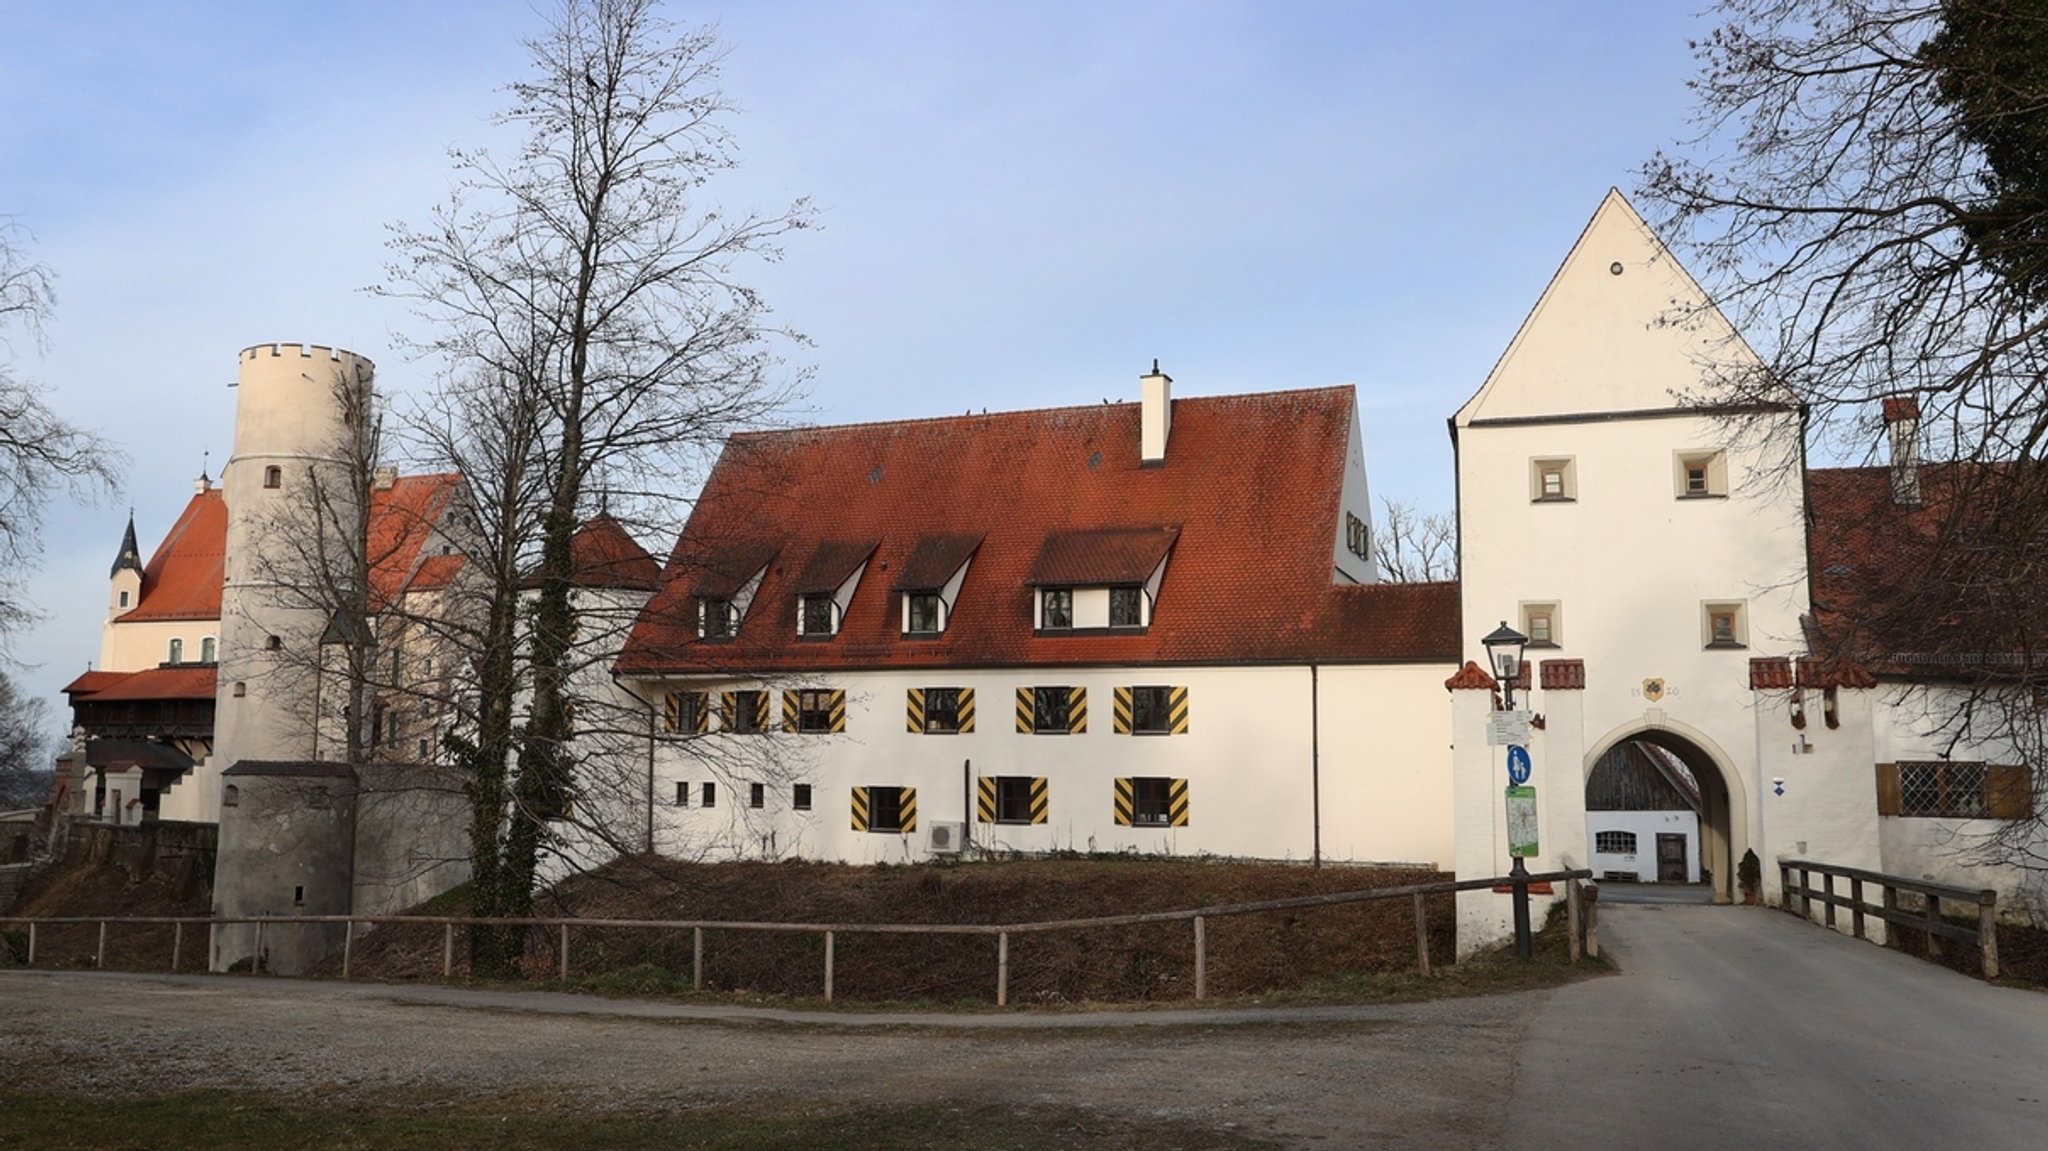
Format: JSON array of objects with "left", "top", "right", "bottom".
[{"left": 118, "top": 490, "right": 227, "bottom": 622}]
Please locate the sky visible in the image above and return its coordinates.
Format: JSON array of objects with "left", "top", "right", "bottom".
[{"left": 0, "top": 0, "right": 1714, "bottom": 727}]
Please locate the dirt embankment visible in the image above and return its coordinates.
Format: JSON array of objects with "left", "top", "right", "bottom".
[{"left": 332, "top": 856, "right": 1455, "bottom": 1003}]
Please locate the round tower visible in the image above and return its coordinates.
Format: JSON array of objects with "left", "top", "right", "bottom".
[{"left": 212, "top": 343, "right": 374, "bottom": 800}]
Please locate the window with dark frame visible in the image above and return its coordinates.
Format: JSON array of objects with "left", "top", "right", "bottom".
[
  {"left": 1132, "top": 777, "right": 1173, "bottom": 826},
  {"left": 730, "top": 690, "right": 764, "bottom": 734},
  {"left": 1685, "top": 463, "right": 1709, "bottom": 495},
  {"left": 263, "top": 465, "right": 282, "bottom": 489},
  {"left": 995, "top": 776, "right": 1035, "bottom": 824},
  {"left": 1040, "top": 587, "right": 1073, "bottom": 630},
  {"left": 796, "top": 689, "right": 833, "bottom": 732},
  {"left": 1541, "top": 467, "right": 1565, "bottom": 498},
  {"left": 793, "top": 783, "right": 812, "bottom": 810},
  {"left": 800, "top": 594, "right": 835, "bottom": 636},
  {"left": 1131, "top": 686, "right": 1174, "bottom": 734},
  {"left": 701, "top": 781, "right": 717, "bottom": 808},
  {"left": 1525, "top": 606, "right": 1556, "bottom": 647},
  {"left": 1032, "top": 686, "right": 1071, "bottom": 732},
  {"left": 1900, "top": 761, "right": 1990, "bottom": 818},
  {"left": 702, "top": 598, "right": 734, "bottom": 638},
  {"left": 750, "top": 782, "right": 766, "bottom": 809},
  {"left": 1595, "top": 830, "right": 1637, "bottom": 854},
  {"left": 868, "top": 785, "right": 907, "bottom": 832},
  {"left": 923, "top": 687, "right": 962, "bottom": 733},
  {"left": 671, "top": 691, "right": 705, "bottom": 734},
  {"left": 907, "top": 592, "right": 942, "bottom": 634},
  {"left": 1109, "top": 587, "right": 1144, "bottom": 628},
  {"left": 675, "top": 781, "right": 689, "bottom": 807}
]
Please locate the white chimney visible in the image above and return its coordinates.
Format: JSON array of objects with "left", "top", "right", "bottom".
[
  {"left": 1883, "top": 395, "right": 1921, "bottom": 506},
  {"left": 1140, "top": 360, "right": 1173, "bottom": 466}
]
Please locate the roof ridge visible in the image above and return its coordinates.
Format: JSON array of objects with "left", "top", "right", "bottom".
[{"left": 727, "top": 385, "right": 1358, "bottom": 441}]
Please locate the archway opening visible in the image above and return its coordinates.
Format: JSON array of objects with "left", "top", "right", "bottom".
[{"left": 1585, "top": 730, "right": 1739, "bottom": 904}]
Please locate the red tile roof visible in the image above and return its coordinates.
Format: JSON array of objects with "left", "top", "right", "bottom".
[
  {"left": 520, "top": 514, "right": 662, "bottom": 591},
  {"left": 119, "top": 490, "right": 227, "bottom": 622},
  {"left": 1749, "top": 657, "right": 1794, "bottom": 690},
  {"left": 894, "top": 533, "right": 983, "bottom": 591},
  {"left": 1028, "top": 525, "right": 1180, "bottom": 586},
  {"left": 62, "top": 665, "right": 217, "bottom": 702},
  {"left": 368, "top": 474, "right": 464, "bottom": 609},
  {"left": 1539, "top": 659, "right": 1585, "bottom": 690},
  {"left": 620, "top": 389, "right": 1461, "bottom": 672},
  {"left": 1444, "top": 661, "right": 1496, "bottom": 690}
]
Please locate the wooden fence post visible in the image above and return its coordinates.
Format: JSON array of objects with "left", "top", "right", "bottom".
[
  {"left": 96, "top": 921, "right": 106, "bottom": 968},
  {"left": 824, "top": 930, "right": 835, "bottom": 1003},
  {"left": 693, "top": 926, "right": 703, "bottom": 992},
  {"left": 1799, "top": 867, "right": 1813, "bottom": 920},
  {"left": 997, "top": 931, "right": 1009, "bottom": 1007},
  {"left": 1823, "top": 873, "right": 1838, "bottom": 930},
  {"left": 559, "top": 924, "right": 570, "bottom": 983},
  {"left": 172, "top": 922, "right": 183, "bottom": 972},
  {"left": 1583, "top": 884, "right": 1599, "bottom": 960},
  {"left": 1779, "top": 863, "right": 1791, "bottom": 913},
  {"left": 1193, "top": 916, "right": 1206, "bottom": 1000},
  {"left": 1565, "top": 882, "right": 1581, "bottom": 963},
  {"left": 1414, "top": 892, "right": 1434, "bottom": 975},
  {"left": 25, "top": 922, "right": 34, "bottom": 965},
  {"left": 1925, "top": 894, "right": 1943, "bottom": 960},
  {"left": 1850, "top": 878, "right": 1865, "bottom": 939},
  {"left": 1979, "top": 893, "right": 1999, "bottom": 981},
  {"left": 342, "top": 921, "right": 353, "bottom": 979}
]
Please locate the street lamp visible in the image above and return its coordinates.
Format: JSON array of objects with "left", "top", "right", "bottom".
[
  {"left": 1482, "top": 621, "right": 1528, "bottom": 709},
  {"left": 1481, "top": 619, "right": 1534, "bottom": 958}
]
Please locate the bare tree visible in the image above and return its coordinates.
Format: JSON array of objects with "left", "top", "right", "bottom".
[
  {"left": 0, "top": 217, "right": 120, "bottom": 636},
  {"left": 382, "top": 0, "right": 810, "bottom": 971},
  {"left": 0, "top": 670, "right": 52, "bottom": 809},
  {"left": 1371, "top": 497, "right": 1457, "bottom": 583},
  {"left": 1642, "top": 0, "right": 2048, "bottom": 871}
]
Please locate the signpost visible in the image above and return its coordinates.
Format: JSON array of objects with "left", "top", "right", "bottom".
[
  {"left": 1486, "top": 710, "right": 1532, "bottom": 747},
  {"left": 1505, "top": 784, "right": 1539, "bottom": 858},
  {"left": 1505, "top": 745, "right": 1531, "bottom": 786}
]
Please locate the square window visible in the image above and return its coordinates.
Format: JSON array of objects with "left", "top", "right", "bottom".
[
  {"left": 1521, "top": 602, "right": 1561, "bottom": 648},
  {"left": 1900, "top": 762, "right": 1989, "bottom": 818},
  {"left": 1675, "top": 450, "right": 1728, "bottom": 498},
  {"left": 749, "top": 782, "right": 766, "bottom": 809},
  {"left": 701, "top": 598, "right": 735, "bottom": 639},
  {"left": 1040, "top": 588, "right": 1073, "bottom": 630},
  {"left": 923, "top": 687, "right": 962, "bottom": 733},
  {"left": 796, "top": 689, "right": 834, "bottom": 732},
  {"left": 800, "top": 594, "right": 835, "bottom": 636},
  {"left": 1032, "top": 686, "right": 1072, "bottom": 732},
  {"left": 867, "top": 785, "right": 908, "bottom": 832},
  {"left": 701, "top": 781, "right": 717, "bottom": 808},
  {"left": 1110, "top": 587, "right": 1144, "bottom": 629},
  {"left": 1702, "top": 602, "right": 1747, "bottom": 649},
  {"left": 995, "top": 776, "right": 1036, "bottom": 824},
  {"left": 729, "top": 690, "right": 765, "bottom": 733},
  {"left": 793, "top": 783, "right": 812, "bottom": 811},
  {"left": 1131, "top": 777, "right": 1173, "bottom": 826},
  {"left": 1130, "top": 686, "right": 1174, "bottom": 734},
  {"left": 675, "top": 781, "right": 689, "bottom": 807},
  {"left": 1530, "top": 457, "right": 1576, "bottom": 502},
  {"left": 907, "top": 592, "right": 942, "bottom": 634}
]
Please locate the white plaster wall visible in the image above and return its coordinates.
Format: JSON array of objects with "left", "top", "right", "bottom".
[
  {"left": 628, "top": 663, "right": 1455, "bottom": 869},
  {"left": 1585, "top": 810, "right": 1699, "bottom": 883},
  {"left": 1749, "top": 686, "right": 1883, "bottom": 914},
  {"left": 1330, "top": 405, "right": 1379, "bottom": 584},
  {"left": 98, "top": 618, "right": 217, "bottom": 673}
]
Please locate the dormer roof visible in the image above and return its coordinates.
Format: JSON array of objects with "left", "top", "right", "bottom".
[
  {"left": 521, "top": 513, "right": 661, "bottom": 591},
  {"left": 618, "top": 387, "right": 1460, "bottom": 673}
]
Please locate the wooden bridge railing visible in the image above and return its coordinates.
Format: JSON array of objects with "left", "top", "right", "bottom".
[
  {"left": 1778, "top": 858, "right": 1999, "bottom": 980},
  {"left": 2, "top": 869, "right": 1595, "bottom": 1004}
]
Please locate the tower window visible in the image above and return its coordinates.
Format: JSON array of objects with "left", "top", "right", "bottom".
[
  {"left": 200, "top": 637, "right": 217, "bottom": 663},
  {"left": 263, "top": 466, "right": 282, "bottom": 489},
  {"left": 167, "top": 638, "right": 184, "bottom": 665}
]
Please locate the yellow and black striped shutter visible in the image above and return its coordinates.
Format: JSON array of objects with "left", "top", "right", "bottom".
[
  {"left": 958, "top": 687, "right": 976, "bottom": 733},
  {"left": 1112, "top": 687, "right": 1133, "bottom": 734},
  {"left": 1168, "top": 778, "right": 1190, "bottom": 827},
  {"left": 828, "top": 689, "right": 847, "bottom": 733},
  {"left": 1067, "top": 686, "right": 1087, "bottom": 733},
  {"left": 907, "top": 688, "right": 925, "bottom": 733},
  {"left": 719, "top": 691, "right": 737, "bottom": 730},
  {"left": 755, "top": 692, "right": 771, "bottom": 731},
  {"left": 851, "top": 786, "right": 869, "bottom": 831},
  {"left": 1015, "top": 687, "right": 1034, "bottom": 732},
  {"left": 782, "top": 690, "right": 800, "bottom": 733},
  {"left": 1112, "top": 777, "right": 1134, "bottom": 827},
  {"left": 899, "top": 787, "right": 918, "bottom": 833},
  {"left": 662, "top": 692, "right": 681, "bottom": 734},
  {"left": 1167, "top": 686, "right": 1190, "bottom": 735},
  {"left": 692, "top": 693, "right": 709, "bottom": 734},
  {"left": 976, "top": 776, "right": 996, "bottom": 822},
  {"left": 1028, "top": 777, "right": 1049, "bottom": 824}
]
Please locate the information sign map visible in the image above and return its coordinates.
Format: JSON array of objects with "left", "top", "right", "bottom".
[{"left": 1505, "top": 785, "right": 1539, "bottom": 858}]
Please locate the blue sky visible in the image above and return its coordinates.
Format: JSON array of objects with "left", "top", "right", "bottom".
[{"left": 0, "top": 1, "right": 1711, "bottom": 720}]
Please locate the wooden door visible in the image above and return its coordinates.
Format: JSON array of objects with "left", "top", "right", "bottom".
[{"left": 1656, "top": 833, "right": 1687, "bottom": 883}]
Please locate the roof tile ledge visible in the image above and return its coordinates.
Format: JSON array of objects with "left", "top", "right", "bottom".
[
  {"left": 1445, "top": 660, "right": 1497, "bottom": 691},
  {"left": 1750, "top": 656, "right": 1794, "bottom": 690},
  {"left": 1539, "top": 658, "right": 1585, "bottom": 690},
  {"left": 1797, "top": 656, "right": 1879, "bottom": 690}
]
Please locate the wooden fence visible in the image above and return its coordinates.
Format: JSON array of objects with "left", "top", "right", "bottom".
[
  {"left": 1778, "top": 858, "right": 2000, "bottom": 980},
  {"left": 2, "top": 869, "right": 1595, "bottom": 1004}
]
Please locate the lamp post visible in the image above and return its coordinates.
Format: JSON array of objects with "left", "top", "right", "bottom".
[{"left": 1482, "top": 621, "right": 1534, "bottom": 959}]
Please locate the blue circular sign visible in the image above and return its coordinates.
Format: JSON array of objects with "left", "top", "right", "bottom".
[{"left": 1506, "top": 745, "right": 1532, "bottom": 785}]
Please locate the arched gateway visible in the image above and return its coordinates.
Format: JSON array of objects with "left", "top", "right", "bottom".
[{"left": 1583, "top": 721, "right": 1750, "bottom": 905}]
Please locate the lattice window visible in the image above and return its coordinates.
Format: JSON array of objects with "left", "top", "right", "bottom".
[
  {"left": 1900, "top": 761, "right": 1988, "bottom": 818},
  {"left": 1595, "top": 831, "right": 1637, "bottom": 854}
]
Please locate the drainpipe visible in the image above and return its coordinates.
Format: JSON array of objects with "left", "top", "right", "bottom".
[
  {"left": 1311, "top": 663, "right": 1322, "bottom": 868},
  {"left": 963, "top": 759, "right": 972, "bottom": 854},
  {"left": 646, "top": 698, "right": 657, "bottom": 855}
]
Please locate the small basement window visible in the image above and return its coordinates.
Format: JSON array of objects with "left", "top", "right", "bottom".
[
  {"left": 701, "top": 781, "right": 717, "bottom": 808},
  {"left": 750, "top": 782, "right": 765, "bottom": 809},
  {"left": 1595, "top": 831, "right": 1638, "bottom": 855},
  {"left": 675, "top": 781, "right": 689, "bottom": 806}
]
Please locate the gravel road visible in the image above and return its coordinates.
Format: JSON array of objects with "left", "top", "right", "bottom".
[{"left": 0, "top": 969, "right": 1535, "bottom": 1148}]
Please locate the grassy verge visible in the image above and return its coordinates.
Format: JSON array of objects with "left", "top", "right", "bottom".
[{"left": 0, "top": 1092, "right": 1280, "bottom": 1151}]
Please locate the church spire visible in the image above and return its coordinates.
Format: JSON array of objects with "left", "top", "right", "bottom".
[{"left": 110, "top": 512, "right": 144, "bottom": 579}]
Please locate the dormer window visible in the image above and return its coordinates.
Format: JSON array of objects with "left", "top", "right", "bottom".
[
  {"left": 895, "top": 533, "right": 980, "bottom": 640},
  {"left": 1110, "top": 587, "right": 1144, "bottom": 629},
  {"left": 167, "top": 638, "right": 184, "bottom": 665},
  {"left": 906, "top": 592, "right": 943, "bottom": 635},
  {"left": 799, "top": 593, "right": 836, "bottom": 637},
  {"left": 200, "top": 637, "right": 217, "bottom": 663},
  {"left": 1040, "top": 588, "right": 1074, "bottom": 630},
  {"left": 701, "top": 598, "right": 736, "bottom": 639}
]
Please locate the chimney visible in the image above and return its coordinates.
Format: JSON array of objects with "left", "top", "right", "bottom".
[
  {"left": 194, "top": 471, "right": 212, "bottom": 494},
  {"left": 1882, "top": 395, "right": 1921, "bottom": 506},
  {"left": 372, "top": 465, "right": 399, "bottom": 491},
  {"left": 1140, "top": 359, "right": 1173, "bottom": 466}
]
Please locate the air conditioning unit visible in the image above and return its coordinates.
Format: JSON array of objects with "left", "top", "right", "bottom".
[{"left": 928, "top": 821, "right": 966, "bottom": 855}]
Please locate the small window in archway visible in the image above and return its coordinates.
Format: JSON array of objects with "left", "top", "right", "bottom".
[{"left": 1595, "top": 831, "right": 1638, "bottom": 855}]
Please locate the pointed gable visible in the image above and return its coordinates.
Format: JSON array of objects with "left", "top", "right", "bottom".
[
  {"left": 1455, "top": 189, "right": 1770, "bottom": 427},
  {"left": 120, "top": 490, "right": 227, "bottom": 622}
]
